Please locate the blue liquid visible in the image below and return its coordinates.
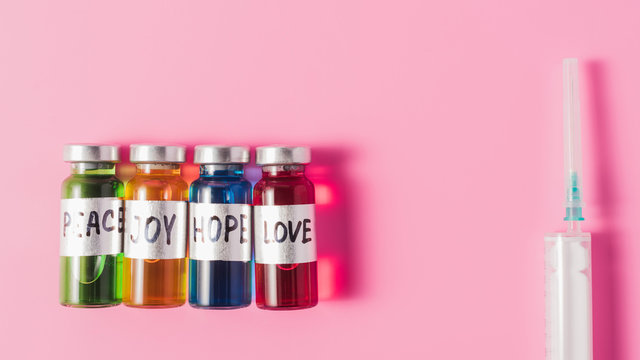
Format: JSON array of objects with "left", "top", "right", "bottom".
[{"left": 189, "top": 166, "right": 252, "bottom": 309}]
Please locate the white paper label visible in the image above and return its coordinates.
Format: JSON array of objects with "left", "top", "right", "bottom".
[
  {"left": 124, "top": 200, "right": 187, "bottom": 259},
  {"left": 254, "top": 204, "right": 317, "bottom": 264},
  {"left": 60, "top": 198, "right": 124, "bottom": 256},
  {"left": 189, "top": 203, "right": 252, "bottom": 261}
]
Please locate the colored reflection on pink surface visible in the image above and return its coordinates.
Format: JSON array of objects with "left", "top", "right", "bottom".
[
  {"left": 116, "top": 163, "right": 136, "bottom": 183},
  {"left": 318, "top": 256, "right": 339, "bottom": 300},
  {"left": 181, "top": 163, "right": 199, "bottom": 184},
  {"left": 314, "top": 183, "right": 333, "bottom": 206},
  {"left": 307, "top": 147, "right": 359, "bottom": 299}
]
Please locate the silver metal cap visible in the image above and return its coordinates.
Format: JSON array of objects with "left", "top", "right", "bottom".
[
  {"left": 255, "top": 146, "right": 311, "bottom": 165},
  {"left": 63, "top": 144, "right": 120, "bottom": 162},
  {"left": 194, "top": 145, "right": 250, "bottom": 164},
  {"left": 129, "top": 144, "right": 186, "bottom": 163}
]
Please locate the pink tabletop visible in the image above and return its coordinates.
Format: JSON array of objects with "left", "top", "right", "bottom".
[{"left": 0, "top": 1, "right": 638, "bottom": 359}]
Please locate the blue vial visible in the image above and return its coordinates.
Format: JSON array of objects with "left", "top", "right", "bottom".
[{"left": 189, "top": 146, "right": 252, "bottom": 309}]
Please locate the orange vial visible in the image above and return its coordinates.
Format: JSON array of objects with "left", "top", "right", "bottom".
[{"left": 123, "top": 145, "right": 188, "bottom": 308}]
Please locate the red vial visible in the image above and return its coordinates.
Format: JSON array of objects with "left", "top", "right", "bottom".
[{"left": 254, "top": 146, "right": 318, "bottom": 310}]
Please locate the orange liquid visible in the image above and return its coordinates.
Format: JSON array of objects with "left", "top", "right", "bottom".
[{"left": 123, "top": 165, "right": 188, "bottom": 308}]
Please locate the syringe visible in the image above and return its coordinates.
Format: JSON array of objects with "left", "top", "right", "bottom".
[{"left": 545, "top": 58, "right": 593, "bottom": 360}]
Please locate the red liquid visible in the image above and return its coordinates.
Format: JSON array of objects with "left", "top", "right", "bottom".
[{"left": 254, "top": 166, "right": 319, "bottom": 310}]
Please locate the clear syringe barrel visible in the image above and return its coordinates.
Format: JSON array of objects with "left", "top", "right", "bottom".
[{"left": 545, "top": 230, "right": 592, "bottom": 360}]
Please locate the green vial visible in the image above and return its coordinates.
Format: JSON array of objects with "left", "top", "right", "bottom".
[{"left": 59, "top": 145, "right": 124, "bottom": 307}]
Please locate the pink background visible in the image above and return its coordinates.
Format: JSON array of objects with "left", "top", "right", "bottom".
[{"left": 0, "top": 0, "right": 638, "bottom": 359}]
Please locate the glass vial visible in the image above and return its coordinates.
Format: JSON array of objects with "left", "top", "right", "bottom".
[
  {"left": 189, "top": 146, "right": 252, "bottom": 309},
  {"left": 123, "top": 145, "right": 188, "bottom": 308},
  {"left": 254, "top": 146, "right": 318, "bottom": 310},
  {"left": 59, "top": 144, "right": 124, "bottom": 307}
]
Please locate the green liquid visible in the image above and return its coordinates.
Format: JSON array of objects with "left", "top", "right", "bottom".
[{"left": 60, "top": 169, "right": 124, "bottom": 307}]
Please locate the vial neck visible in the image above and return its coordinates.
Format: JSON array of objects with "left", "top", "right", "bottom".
[
  {"left": 262, "top": 164, "right": 306, "bottom": 178},
  {"left": 136, "top": 163, "right": 181, "bottom": 176},
  {"left": 71, "top": 162, "right": 116, "bottom": 175},
  {"left": 200, "top": 164, "right": 245, "bottom": 177}
]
